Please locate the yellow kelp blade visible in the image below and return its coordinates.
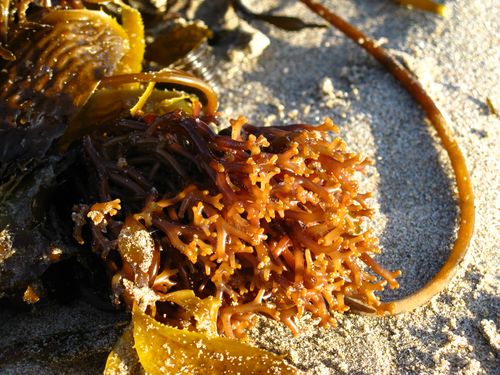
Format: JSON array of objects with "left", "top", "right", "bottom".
[
  {"left": 104, "top": 325, "right": 145, "bottom": 375},
  {"left": 115, "top": 0, "right": 145, "bottom": 74},
  {"left": 132, "top": 305, "right": 299, "bottom": 374},
  {"left": 105, "top": 291, "right": 220, "bottom": 374},
  {"left": 160, "top": 290, "right": 220, "bottom": 336},
  {"left": 84, "top": 0, "right": 145, "bottom": 74},
  {"left": 397, "top": 0, "right": 448, "bottom": 16}
]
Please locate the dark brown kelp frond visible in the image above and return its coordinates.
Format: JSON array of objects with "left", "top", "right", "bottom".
[
  {"left": 299, "top": 0, "right": 474, "bottom": 314},
  {"left": 0, "top": 9, "right": 130, "bottom": 163}
]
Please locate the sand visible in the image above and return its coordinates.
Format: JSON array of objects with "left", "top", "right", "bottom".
[{"left": 0, "top": 0, "right": 498, "bottom": 374}]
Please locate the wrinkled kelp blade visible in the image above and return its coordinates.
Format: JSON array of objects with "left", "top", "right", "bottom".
[
  {"left": 0, "top": 10, "right": 129, "bottom": 162},
  {"left": 132, "top": 305, "right": 298, "bottom": 374}
]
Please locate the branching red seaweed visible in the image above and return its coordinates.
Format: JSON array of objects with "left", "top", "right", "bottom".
[{"left": 75, "top": 112, "right": 400, "bottom": 338}]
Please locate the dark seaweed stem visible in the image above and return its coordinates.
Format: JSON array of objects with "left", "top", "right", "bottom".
[
  {"left": 299, "top": 0, "right": 475, "bottom": 314},
  {"left": 83, "top": 136, "right": 110, "bottom": 201},
  {"left": 81, "top": 113, "right": 236, "bottom": 206}
]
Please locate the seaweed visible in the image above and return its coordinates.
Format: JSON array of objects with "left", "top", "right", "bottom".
[{"left": 0, "top": 1, "right": 474, "bottom": 373}]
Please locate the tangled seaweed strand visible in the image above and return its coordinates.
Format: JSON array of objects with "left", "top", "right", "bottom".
[
  {"left": 74, "top": 112, "right": 400, "bottom": 338},
  {"left": 299, "top": 0, "right": 474, "bottom": 314}
]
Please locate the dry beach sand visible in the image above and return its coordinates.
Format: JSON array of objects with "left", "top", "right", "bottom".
[{"left": 0, "top": 0, "right": 499, "bottom": 374}]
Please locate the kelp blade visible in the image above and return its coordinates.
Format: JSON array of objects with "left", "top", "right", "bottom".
[
  {"left": 398, "top": 0, "right": 448, "bottom": 16},
  {"left": 132, "top": 305, "right": 298, "bottom": 374},
  {"left": 0, "top": 9, "right": 130, "bottom": 162},
  {"left": 115, "top": 2, "right": 145, "bottom": 74},
  {"left": 160, "top": 290, "right": 220, "bottom": 336},
  {"left": 104, "top": 325, "right": 145, "bottom": 375},
  {"left": 145, "top": 20, "right": 211, "bottom": 67}
]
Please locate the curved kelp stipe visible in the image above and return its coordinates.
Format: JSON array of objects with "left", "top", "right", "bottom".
[
  {"left": 299, "top": 0, "right": 474, "bottom": 314},
  {"left": 101, "top": 70, "right": 219, "bottom": 117}
]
